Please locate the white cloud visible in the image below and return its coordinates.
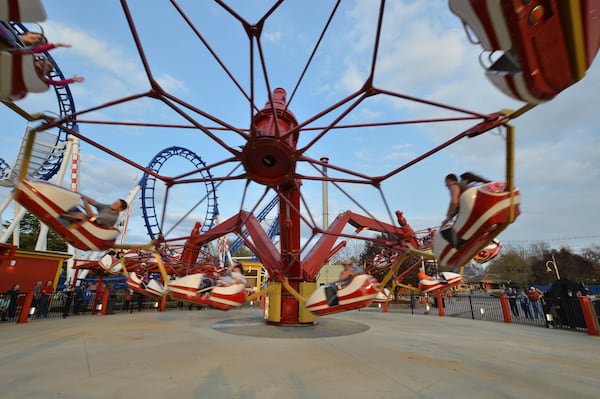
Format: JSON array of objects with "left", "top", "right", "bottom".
[
  {"left": 263, "top": 31, "right": 282, "bottom": 44},
  {"left": 44, "top": 21, "right": 144, "bottom": 81},
  {"left": 156, "top": 73, "right": 188, "bottom": 93}
]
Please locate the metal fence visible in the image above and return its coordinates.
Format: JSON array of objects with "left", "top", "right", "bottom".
[
  {"left": 372, "top": 293, "right": 593, "bottom": 332},
  {"left": 2, "top": 290, "right": 598, "bottom": 335},
  {"left": 1, "top": 291, "right": 98, "bottom": 322},
  {"left": 0, "top": 289, "right": 174, "bottom": 323}
]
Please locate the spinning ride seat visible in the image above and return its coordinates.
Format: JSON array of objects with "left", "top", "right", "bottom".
[
  {"left": 167, "top": 273, "right": 247, "bottom": 311},
  {"left": 473, "top": 239, "right": 502, "bottom": 263},
  {"left": 98, "top": 249, "right": 142, "bottom": 275},
  {"left": 372, "top": 254, "right": 392, "bottom": 271},
  {"left": 125, "top": 271, "right": 144, "bottom": 292},
  {"left": 144, "top": 280, "right": 166, "bottom": 297},
  {"left": 0, "top": 51, "right": 48, "bottom": 100},
  {"left": 12, "top": 179, "right": 120, "bottom": 251},
  {"left": 98, "top": 252, "right": 124, "bottom": 275},
  {"left": 304, "top": 274, "right": 379, "bottom": 316},
  {"left": 0, "top": 0, "right": 47, "bottom": 22},
  {"left": 432, "top": 182, "right": 520, "bottom": 269},
  {"left": 125, "top": 272, "right": 166, "bottom": 298},
  {"left": 419, "top": 271, "right": 462, "bottom": 295},
  {"left": 450, "top": 0, "right": 600, "bottom": 103},
  {"left": 373, "top": 287, "right": 391, "bottom": 303}
]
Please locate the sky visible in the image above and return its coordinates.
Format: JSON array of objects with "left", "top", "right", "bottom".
[{"left": 1, "top": 0, "right": 599, "bottom": 259}]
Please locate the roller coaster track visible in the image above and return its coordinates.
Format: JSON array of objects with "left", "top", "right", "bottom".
[
  {"left": 139, "top": 146, "right": 218, "bottom": 241},
  {"left": 0, "top": 22, "right": 76, "bottom": 186},
  {"left": 229, "top": 194, "right": 280, "bottom": 256}
]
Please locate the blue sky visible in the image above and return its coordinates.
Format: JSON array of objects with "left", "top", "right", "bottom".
[{"left": 1, "top": 1, "right": 599, "bottom": 257}]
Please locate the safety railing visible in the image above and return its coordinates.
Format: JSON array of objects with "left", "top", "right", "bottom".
[
  {"left": 3, "top": 290, "right": 599, "bottom": 337},
  {"left": 371, "top": 293, "right": 598, "bottom": 334}
]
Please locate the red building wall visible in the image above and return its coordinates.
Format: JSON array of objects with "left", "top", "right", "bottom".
[{"left": 0, "top": 248, "right": 70, "bottom": 292}]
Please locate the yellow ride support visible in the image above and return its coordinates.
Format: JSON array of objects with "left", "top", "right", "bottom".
[{"left": 557, "top": 1, "right": 587, "bottom": 81}]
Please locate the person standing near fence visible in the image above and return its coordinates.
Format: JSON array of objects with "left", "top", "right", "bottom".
[
  {"left": 0, "top": 294, "right": 8, "bottom": 321},
  {"left": 82, "top": 283, "right": 92, "bottom": 313},
  {"left": 123, "top": 290, "right": 131, "bottom": 312},
  {"left": 505, "top": 287, "right": 520, "bottom": 317},
  {"left": 73, "top": 285, "right": 84, "bottom": 315},
  {"left": 3, "top": 284, "right": 20, "bottom": 321},
  {"left": 32, "top": 281, "right": 42, "bottom": 318},
  {"left": 39, "top": 280, "right": 53, "bottom": 318},
  {"left": 137, "top": 292, "right": 144, "bottom": 311},
  {"left": 62, "top": 284, "right": 74, "bottom": 318},
  {"left": 518, "top": 290, "right": 532, "bottom": 319},
  {"left": 527, "top": 287, "right": 542, "bottom": 319}
]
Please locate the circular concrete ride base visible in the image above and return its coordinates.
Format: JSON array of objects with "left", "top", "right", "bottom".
[
  {"left": 212, "top": 316, "right": 370, "bottom": 338},
  {"left": 1, "top": 308, "right": 599, "bottom": 399}
]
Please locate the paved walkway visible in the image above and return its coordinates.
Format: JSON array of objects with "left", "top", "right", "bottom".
[{"left": 1, "top": 308, "right": 599, "bottom": 398}]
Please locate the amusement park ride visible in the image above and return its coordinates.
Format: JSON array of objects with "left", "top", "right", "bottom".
[{"left": 1, "top": 1, "right": 599, "bottom": 326}]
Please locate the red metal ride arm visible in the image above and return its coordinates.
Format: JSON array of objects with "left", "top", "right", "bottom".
[
  {"left": 301, "top": 210, "right": 419, "bottom": 281},
  {"left": 179, "top": 210, "right": 281, "bottom": 279}
]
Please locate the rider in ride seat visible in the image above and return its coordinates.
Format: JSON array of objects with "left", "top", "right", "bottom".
[
  {"left": 59, "top": 196, "right": 127, "bottom": 227},
  {"left": 338, "top": 258, "right": 364, "bottom": 288}
]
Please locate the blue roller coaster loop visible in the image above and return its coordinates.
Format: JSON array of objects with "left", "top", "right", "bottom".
[
  {"left": 3, "top": 22, "right": 77, "bottom": 182},
  {"left": 139, "top": 146, "right": 218, "bottom": 241}
]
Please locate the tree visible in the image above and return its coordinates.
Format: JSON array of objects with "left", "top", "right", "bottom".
[
  {"left": 526, "top": 241, "right": 552, "bottom": 259},
  {"left": 486, "top": 243, "right": 600, "bottom": 287},
  {"left": 580, "top": 244, "right": 600, "bottom": 264},
  {"left": 330, "top": 238, "right": 365, "bottom": 266},
  {"left": 486, "top": 246, "right": 531, "bottom": 287},
  {"left": 358, "top": 234, "right": 391, "bottom": 268},
  {"left": 530, "top": 248, "right": 600, "bottom": 285},
  {"left": 232, "top": 243, "right": 254, "bottom": 259},
  {"left": 14, "top": 213, "right": 68, "bottom": 252}
]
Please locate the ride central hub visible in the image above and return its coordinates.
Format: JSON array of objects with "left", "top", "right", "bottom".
[
  {"left": 242, "top": 137, "right": 296, "bottom": 185},
  {"left": 241, "top": 88, "right": 299, "bottom": 186}
]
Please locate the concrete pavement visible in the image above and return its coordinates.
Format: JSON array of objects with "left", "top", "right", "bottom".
[{"left": 0, "top": 307, "right": 598, "bottom": 398}]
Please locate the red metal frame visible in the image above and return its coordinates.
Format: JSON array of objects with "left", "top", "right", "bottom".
[{"left": 14, "top": 1, "right": 551, "bottom": 323}]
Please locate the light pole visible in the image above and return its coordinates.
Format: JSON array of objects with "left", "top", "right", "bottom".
[
  {"left": 546, "top": 254, "right": 560, "bottom": 280},
  {"left": 321, "top": 156, "right": 329, "bottom": 230}
]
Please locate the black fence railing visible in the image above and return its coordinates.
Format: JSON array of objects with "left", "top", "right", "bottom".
[
  {"left": 370, "top": 293, "right": 594, "bottom": 332},
  {"left": 0, "top": 289, "right": 181, "bottom": 323},
  {"left": 541, "top": 297, "right": 588, "bottom": 331}
]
